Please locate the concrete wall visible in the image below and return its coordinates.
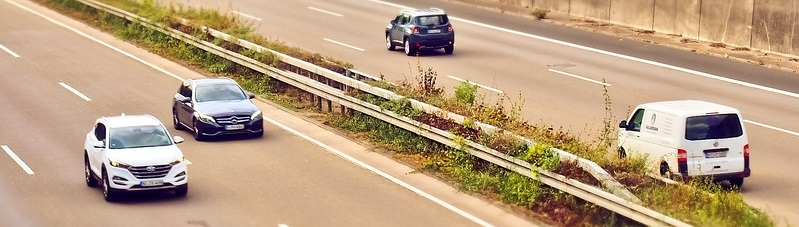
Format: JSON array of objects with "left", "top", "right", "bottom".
[
  {"left": 653, "top": 0, "right": 701, "bottom": 39},
  {"left": 610, "top": 0, "right": 655, "bottom": 29},
  {"left": 752, "top": 0, "right": 798, "bottom": 54},
  {"left": 486, "top": 0, "right": 799, "bottom": 56}
]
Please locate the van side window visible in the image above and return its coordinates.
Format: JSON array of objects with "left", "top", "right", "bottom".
[{"left": 628, "top": 109, "right": 645, "bottom": 132}]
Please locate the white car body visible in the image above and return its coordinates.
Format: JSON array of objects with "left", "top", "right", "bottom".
[
  {"left": 84, "top": 114, "right": 188, "bottom": 201},
  {"left": 618, "top": 100, "right": 750, "bottom": 187}
]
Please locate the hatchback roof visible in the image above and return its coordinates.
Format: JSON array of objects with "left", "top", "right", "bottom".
[
  {"left": 640, "top": 100, "right": 740, "bottom": 117},
  {"left": 401, "top": 8, "right": 446, "bottom": 17},
  {"left": 102, "top": 114, "right": 163, "bottom": 128}
]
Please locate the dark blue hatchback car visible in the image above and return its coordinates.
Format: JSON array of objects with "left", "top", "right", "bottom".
[
  {"left": 386, "top": 8, "right": 454, "bottom": 56},
  {"left": 172, "top": 78, "right": 263, "bottom": 141}
]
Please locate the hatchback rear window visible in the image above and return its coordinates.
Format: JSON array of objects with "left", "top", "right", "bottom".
[
  {"left": 685, "top": 114, "right": 743, "bottom": 140},
  {"left": 416, "top": 15, "right": 448, "bottom": 26}
]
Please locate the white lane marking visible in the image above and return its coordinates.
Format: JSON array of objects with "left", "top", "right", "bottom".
[
  {"left": 277, "top": 224, "right": 289, "bottom": 227},
  {"left": 59, "top": 82, "right": 92, "bottom": 101},
  {"left": 263, "top": 117, "right": 494, "bottom": 227},
  {"left": 0, "top": 43, "right": 21, "bottom": 57},
  {"left": 744, "top": 120, "right": 799, "bottom": 137},
  {"left": 447, "top": 75, "right": 504, "bottom": 94},
  {"left": 307, "top": 6, "right": 343, "bottom": 17},
  {"left": 365, "top": 0, "right": 799, "bottom": 100},
  {"left": 548, "top": 69, "right": 612, "bottom": 86},
  {"left": 323, "top": 38, "right": 365, "bottom": 51},
  {"left": 2, "top": 145, "right": 35, "bottom": 175},
  {"left": 6, "top": 0, "right": 185, "bottom": 83},
  {"left": 186, "top": 159, "right": 192, "bottom": 165},
  {"left": 231, "top": 10, "right": 263, "bottom": 21}
]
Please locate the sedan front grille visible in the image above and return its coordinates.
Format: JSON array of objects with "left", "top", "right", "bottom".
[
  {"left": 215, "top": 115, "right": 251, "bottom": 125},
  {"left": 129, "top": 165, "right": 172, "bottom": 179}
]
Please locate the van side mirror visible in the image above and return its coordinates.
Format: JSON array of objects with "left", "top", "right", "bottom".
[{"left": 619, "top": 120, "right": 628, "bottom": 129}]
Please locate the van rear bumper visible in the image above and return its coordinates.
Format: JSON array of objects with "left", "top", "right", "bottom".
[{"left": 681, "top": 168, "right": 750, "bottom": 180}]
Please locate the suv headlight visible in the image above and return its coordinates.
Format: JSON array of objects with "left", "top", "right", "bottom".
[
  {"left": 194, "top": 112, "right": 216, "bottom": 123},
  {"left": 169, "top": 156, "right": 185, "bottom": 166},
  {"left": 250, "top": 110, "right": 262, "bottom": 120},
  {"left": 109, "top": 158, "right": 131, "bottom": 169}
]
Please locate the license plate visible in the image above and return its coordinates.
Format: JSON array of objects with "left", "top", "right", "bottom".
[
  {"left": 141, "top": 180, "right": 164, "bottom": 187},
  {"left": 427, "top": 29, "right": 441, "bottom": 34},
  {"left": 705, "top": 151, "right": 727, "bottom": 158},
  {"left": 225, "top": 124, "right": 245, "bottom": 130}
]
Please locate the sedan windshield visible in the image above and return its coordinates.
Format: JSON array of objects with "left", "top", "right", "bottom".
[
  {"left": 108, "top": 125, "right": 172, "bottom": 149},
  {"left": 195, "top": 84, "right": 247, "bottom": 102}
]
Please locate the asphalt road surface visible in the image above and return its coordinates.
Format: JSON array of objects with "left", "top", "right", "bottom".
[
  {"left": 157, "top": 0, "right": 799, "bottom": 225},
  {"left": 0, "top": 1, "right": 539, "bottom": 226}
]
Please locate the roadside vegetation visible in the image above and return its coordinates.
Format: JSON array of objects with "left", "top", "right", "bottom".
[{"left": 36, "top": 0, "right": 773, "bottom": 226}]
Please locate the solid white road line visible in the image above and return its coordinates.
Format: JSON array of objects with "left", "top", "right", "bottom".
[
  {"left": 447, "top": 75, "right": 504, "bottom": 94},
  {"left": 59, "top": 82, "right": 92, "bottom": 101},
  {"left": 744, "top": 120, "right": 799, "bottom": 137},
  {"left": 263, "top": 117, "right": 495, "bottom": 227},
  {"left": 0, "top": 43, "right": 21, "bottom": 57},
  {"left": 231, "top": 10, "right": 262, "bottom": 21},
  {"left": 277, "top": 224, "right": 289, "bottom": 227},
  {"left": 548, "top": 69, "right": 612, "bottom": 86},
  {"left": 6, "top": 0, "right": 185, "bottom": 83},
  {"left": 307, "top": 6, "right": 343, "bottom": 17},
  {"left": 365, "top": 0, "right": 799, "bottom": 100},
  {"left": 323, "top": 38, "right": 365, "bottom": 51},
  {"left": 2, "top": 145, "right": 35, "bottom": 175}
]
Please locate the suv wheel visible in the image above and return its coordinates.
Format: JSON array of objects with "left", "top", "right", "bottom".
[
  {"left": 85, "top": 153, "right": 98, "bottom": 187},
  {"left": 386, "top": 35, "right": 395, "bottom": 51},
  {"left": 175, "top": 185, "right": 188, "bottom": 197},
  {"left": 404, "top": 39, "right": 416, "bottom": 56},
  {"left": 102, "top": 168, "right": 117, "bottom": 202},
  {"left": 444, "top": 45, "right": 454, "bottom": 54},
  {"left": 192, "top": 119, "right": 207, "bottom": 141},
  {"left": 173, "top": 111, "right": 184, "bottom": 130}
]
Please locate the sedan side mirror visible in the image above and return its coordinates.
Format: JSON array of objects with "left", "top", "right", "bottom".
[
  {"left": 247, "top": 93, "right": 256, "bottom": 99},
  {"left": 618, "top": 120, "right": 628, "bottom": 129},
  {"left": 175, "top": 94, "right": 191, "bottom": 103},
  {"left": 92, "top": 141, "right": 105, "bottom": 148},
  {"left": 173, "top": 136, "right": 184, "bottom": 144}
]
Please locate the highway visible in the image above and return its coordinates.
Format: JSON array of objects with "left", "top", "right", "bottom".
[
  {"left": 160, "top": 0, "right": 799, "bottom": 224},
  {"left": 0, "top": 0, "right": 538, "bottom": 226}
]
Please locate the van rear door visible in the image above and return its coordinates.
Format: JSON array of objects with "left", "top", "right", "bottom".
[{"left": 682, "top": 113, "right": 747, "bottom": 176}]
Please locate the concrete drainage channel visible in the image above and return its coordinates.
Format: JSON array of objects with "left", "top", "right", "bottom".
[{"left": 74, "top": 0, "right": 689, "bottom": 226}]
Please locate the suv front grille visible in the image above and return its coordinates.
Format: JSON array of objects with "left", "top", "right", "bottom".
[
  {"left": 129, "top": 165, "right": 172, "bottom": 179},
  {"left": 215, "top": 115, "right": 251, "bottom": 125}
]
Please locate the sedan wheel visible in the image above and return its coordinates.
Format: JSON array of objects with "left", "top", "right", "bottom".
[
  {"left": 386, "top": 35, "right": 395, "bottom": 51},
  {"left": 193, "top": 120, "right": 206, "bottom": 141},
  {"left": 173, "top": 111, "right": 184, "bottom": 130}
]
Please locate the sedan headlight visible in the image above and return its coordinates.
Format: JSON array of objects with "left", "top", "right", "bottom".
[
  {"left": 194, "top": 112, "right": 216, "bottom": 123},
  {"left": 250, "top": 110, "right": 262, "bottom": 120},
  {"left": 109, "top": 158, "right": 131, "bottom": 169},
  {"left": 169, "top": 155, "right": 185, "bottom": 166}
]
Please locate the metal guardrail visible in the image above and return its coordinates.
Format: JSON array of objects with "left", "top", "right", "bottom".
[{"left": 74, "top": 0, "right": 690, "bottom": 226}]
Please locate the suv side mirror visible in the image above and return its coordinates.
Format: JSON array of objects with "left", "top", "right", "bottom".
[
  {"left": 173, "top": 136, "right": 184, "bottom": 144},
  {"left": 92, "top": 141, "right": 105, "bottom": 148},
  {"left": 618, "top": 120, "right": 628, "bottom": 129}
]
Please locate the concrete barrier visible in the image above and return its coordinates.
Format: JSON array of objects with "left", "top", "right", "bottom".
[
  {"left": 653, "top": 0, "right": 701, "bottom": 39},
  {"left": 698, "top": 0, "right": 754, "bottom": 47},
  {"left": 752, "top": 0, "right": 797, "bottom": 54},
  {"left": 610, "top": 0, "right": 655, "bottom": 29},
  {"left": 570, "top": 0, "right": 611, "bottom": 21}
]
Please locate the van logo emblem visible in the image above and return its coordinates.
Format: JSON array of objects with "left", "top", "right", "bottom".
[
  {"left": 713, "top": 141, "right": 719, "bottom": 147},
  {"left": 146, "top": 166, "right": 156, "bottom": 172},
  {"left": 650, "top": 114, "right": 657, "bottom": 124}
]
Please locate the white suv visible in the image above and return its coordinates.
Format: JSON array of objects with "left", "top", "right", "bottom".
[{"left": 84, "top": 114, "right": 188, "bottom": 201}]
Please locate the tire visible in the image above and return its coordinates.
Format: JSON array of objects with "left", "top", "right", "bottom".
[
  {"left": 386, "top": 35, "right": 395, "bottom": 51},
  {"left": 85, "top": 153, "right": 98, "bottom": 187},
  {"left": 404, "top": 39, "right": 416, "bottom": 56},
  {"left": 618, "top": 148, "right": 627, "bottom": 159},
  {"left": 444, "top": 45, "right": 454, "bottom": 54},
  {"left": 729, "top": 178, "right": 744, "bottom": 189},
  {"left": 252, "top": 131, "right": 264, "bottom": 138},
  {"left": 173, "top": 110, "right": 184, "bottom": 130},
  {"left": 102, "top": 168, "right": 117, "bottom": 202},
  {"left": 192, "top": 119, "right": 206, "bottom": 141},
  {"left": 175, "top": 185, "right": 188, "bottom": 197},
  {"left": 659, "top": 162, "right": 671, "bottom": 178}
]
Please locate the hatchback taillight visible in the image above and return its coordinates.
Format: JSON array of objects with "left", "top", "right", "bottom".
[
  {"left": 411, "top": 26, "right": 419, "bottom": 34},
  {"left": 448, "top": 24, "right": 453, "bottom": 32}
]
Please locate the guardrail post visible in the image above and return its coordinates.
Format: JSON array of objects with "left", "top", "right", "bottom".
[{"left": 327, "top": 100, "right": 333, "bottom": 112}]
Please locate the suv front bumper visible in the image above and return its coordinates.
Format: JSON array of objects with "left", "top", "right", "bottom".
[{"left": 107, "top": 162, "right": 188, "bottom": 191}]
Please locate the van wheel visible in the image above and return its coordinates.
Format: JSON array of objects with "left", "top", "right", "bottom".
[
  {"left": 618, "top": 148, "right": 627, "bottom": 159},
  {"left": 729, "top": 178, "right": 744, "bottom": 189}
]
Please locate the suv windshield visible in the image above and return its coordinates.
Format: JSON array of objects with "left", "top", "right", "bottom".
[
  {"left": 415, "top": 15, "right": 448, "bottom": 26},
  {"left": 685, "top": 114, "right": 743, "bottom": 140},
  {"left": 109, "top": 125, "right": 172, "bottom": 149},
  {"left": 195, "top": 84, "right": 247, "bottom": 102}
]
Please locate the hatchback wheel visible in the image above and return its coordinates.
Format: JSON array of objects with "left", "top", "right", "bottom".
[
  {"left": 404, "top": 39, "right": 416, "bottom": 56},
  {"left": 386, "top": 35, "right": 395, "bottom": 51},
  {"left": 444, "top": 45, "right": 454, "bottom": 54}
]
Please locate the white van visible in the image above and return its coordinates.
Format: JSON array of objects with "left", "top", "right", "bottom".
[{"left": 617, "top": 100, "right": 750, "bottom": 187}]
